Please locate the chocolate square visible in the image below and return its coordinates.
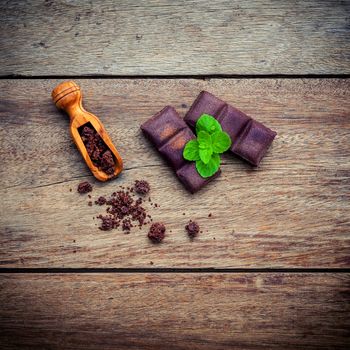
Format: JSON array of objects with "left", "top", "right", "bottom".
[
  {"left": 159, "top": 128, "right": 195, "bottom": 170},
  {"left": 176, "top": 163, "right": 221, "bottom": 194},
  {"left": 185, "top": 91, "right": 226, "bottom": 129},
  {"left": 141, "top": 106, "right": 188, "bottom": 148},
  {"left": 232, "top": 120, "right": 276, "bottom": 166}
]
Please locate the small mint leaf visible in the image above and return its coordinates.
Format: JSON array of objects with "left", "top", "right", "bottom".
[
  {"left": 195, "top": 154, "right": 220, "bottom": 178},
  {"left": 197, "top": 130, "right": 212, "bottom": 148},
  {"left": 211, "top": 131, "right": 232, "bottom": 154},
  {"left": 183, "top": 140, "right": 200, "bottom": 161},
  {"left": 196, "top": 114, "right": 222, "bottom": 135},
  {"left": 199, "top": 147, "right": 213, "bottom": 164}
]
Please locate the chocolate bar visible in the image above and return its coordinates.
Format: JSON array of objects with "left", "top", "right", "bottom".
[
  {"left": 184, "top": 91, "right": 276, "bottom": 166},
  {"left": 141, "top": 106, "right": 220, "bottom": 193}
]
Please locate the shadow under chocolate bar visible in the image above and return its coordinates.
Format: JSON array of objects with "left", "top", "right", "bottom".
[
  {"left": 141, "top": 106, "right": 220, "bottom": 193},
  {"left": 184, "top": 91, "right": 277, "bottom": 166}
]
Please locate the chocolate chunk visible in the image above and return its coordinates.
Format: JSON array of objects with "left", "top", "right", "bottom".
[
  {"left": 176, "top": 163, "right": 221, "bottom": 194},
  {"left": 141, "top": 106, "right": 188, "bottom": 148},
  {"left": 148, "top": 222, "right": 166, "bottom": 243},
  {"left": 141, "top": 106, "right": 220, "bottom": 193},
  {"left": 77, "top": 181, "right": 92, "bottom": 194},
  {"left": 185, "top": 220, "right": 200, "bottom": 238},
  {"left": 184, "top": 91, "right": 276, "bottom": 166},
  {"left": 134, "top": 180, "right": 150, "bottom": 195},
  {"left": 159, "top": 128, "right": 195, "bottom": 170}
]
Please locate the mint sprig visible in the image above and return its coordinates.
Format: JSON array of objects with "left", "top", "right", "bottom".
[{"left": 183, "top": 114, "right": 232, "bottom": 178}]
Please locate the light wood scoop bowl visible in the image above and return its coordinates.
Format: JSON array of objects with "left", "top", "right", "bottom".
[{"left": 52, "top": 81, "right": 123, "bottom": 181}]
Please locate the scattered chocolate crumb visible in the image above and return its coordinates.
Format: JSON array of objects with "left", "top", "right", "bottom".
[
  {"left": 148, "top": 222, "right": 166, "bottom": 243},
  {"left": 73, "top": 250, "right": 77, "bottom": 253},
  {"left": 95, "top": 196, "right": 107, "bottom": 205},
  {"left": 185, "top": 220, "right": 200, "bottom": 238},
  {"left": 73, "top": 240, "right": 76, "bottom": 243},
  {"left": 150, "top": 261, "right": 154, "bottom": 265},
  {"left": 69, "top": 188, "right": 72, "bottom": 192},
  {"left": 77, "top": 181, "right": 92, "bottom": 194},
  {"left": 133, "top": 180, "right": 150, "bottom": 195},
  {"left": 96, "top": 187, "right": 151, "bottom": 232},
  {"left": 182, "top": 213, "right": 185, "bottom": 215},
  {"left": 122, "top": 218, "right": 132, "bottom": 233},
  {"left": 208, "top": 213, "right": 212, "bottom": 218},
  {"left": 88, "top": 201, "right": 92, "bottom": 206},
  {"left": 88, "top": 195, "right": 91, "bottom": 199},
  {"left": 97, "top": 215, "right": 115, "bottom": 231},
  {"left": 213, "top": 237, "right": 216, "bottom": 240}
]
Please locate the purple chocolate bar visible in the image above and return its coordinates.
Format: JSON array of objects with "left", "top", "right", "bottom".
[
  {"left": 141, "top": 106, "right": 220, "bottom": 193},
  {"left": 185, "top": 91, "right": 276, "bottom": 166}
]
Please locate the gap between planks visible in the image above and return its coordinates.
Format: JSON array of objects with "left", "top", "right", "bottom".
[
  {"left": 0, "top": 74, "right": 350, "bottom": 80},
  {"left": 0, "top": 268, "right": 349, "bottom": 274}
]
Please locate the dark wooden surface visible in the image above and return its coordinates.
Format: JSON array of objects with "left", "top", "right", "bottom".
[
  {"left": 1, "top": 273, "right": 349, "bottom": 350},
  {"left": 0, "top": 0, "right": 349, "bottom": 76},
  {"left": 0, "top": 1, "right": 350, "bottom": 349},
  {"left": 0, "top": 79, "right": 349, "bottom": 268}
]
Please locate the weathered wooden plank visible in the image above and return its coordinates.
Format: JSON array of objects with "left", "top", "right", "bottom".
[
  {"left": 0, "top": 0, "right": 349, "bottom": 76},
  {"left": 0, "top": 79, "right": 349, "bottom": 268},
  {"left": 0, "top": 273, "right": 349, "bottom": 349}
]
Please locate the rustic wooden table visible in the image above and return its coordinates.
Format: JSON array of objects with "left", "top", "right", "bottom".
[{"left": 0, "top": 1, "right": 349, "bottom": 349}]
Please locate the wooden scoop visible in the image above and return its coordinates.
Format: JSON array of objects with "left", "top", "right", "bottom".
[{"left": 52, "top": 81, "right": 123, "bottom": 181}]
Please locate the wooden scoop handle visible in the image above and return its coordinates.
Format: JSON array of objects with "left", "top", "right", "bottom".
[{"left": 52, "top": 81, "right": 123, "bottom": 181}]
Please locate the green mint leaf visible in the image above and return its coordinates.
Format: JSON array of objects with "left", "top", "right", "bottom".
[
  {"left": 196, "top": 114, "right": 222, "bottom": 135},
  {"left": 197, "top": 130, "right": 212, "bottom": 148},
  {"left": 199, "top": 147, "right": 213, "bottom": 164},
  {"left": 211, "top": 131, "right": 232, "bottom": 154},
  {"left": 195, "top": 153, "right": 220, "bottom": 178},
  {"left": 183, "top": 140, "right": 200, "bottom": 161}
]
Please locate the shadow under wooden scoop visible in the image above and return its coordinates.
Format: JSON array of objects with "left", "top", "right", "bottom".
[{"left": 52, "top": 81, "right": 123, "bottom": 181}]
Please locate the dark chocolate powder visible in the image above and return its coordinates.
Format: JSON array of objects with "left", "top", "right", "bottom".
[
  {"left": 77, "top": 181, "right": 92, "bottom": 194},
  {"left": 95, "top": 196, "right": 107, "bottom": 205},
  {"left": 97, "top": 215, "right": 115, "bottom": 231},
  {"left": 133, "top": 180, "right": 150, "bottom": 195},
  {"left": 79, "top": 123, "right": 116, "bottom": 175},
  {"left": 148, "top": 222, "right": 166, "bottom": 243},
  {"left": 185, "top": 220, "right": 200, "bottom": 238},
  {"left": 96, "top": 187, "right": 151, "bottom": 232}
]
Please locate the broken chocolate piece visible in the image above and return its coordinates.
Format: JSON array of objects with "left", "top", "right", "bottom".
[
  {"left": 185, "top": 220, "right": 200, "bottom": 238},
  {"left": 141, "top": 106, "right": 220, "bottom": 193},
  {"left": 134, "top": 180, "right": 150, "bottom": 195},
  {"left": 77, "top": 181, "right": 92, "bottom": 194},
  {"left": 184, "top": 91, "right": 276, "bottom": 166},
  {"left": 148, "top": 222, "right": 166, "bottom": 243}
]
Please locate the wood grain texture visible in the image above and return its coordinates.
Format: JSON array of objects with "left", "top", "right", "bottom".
[
  {"left": 0, "top": 79, "right": 349, "bottom": 268},
  {"left": 0, "top": 0, "right": 349, "bottom": 76},
  {"left": 0, "top": 273, "right": 349, "bottom": 350}
]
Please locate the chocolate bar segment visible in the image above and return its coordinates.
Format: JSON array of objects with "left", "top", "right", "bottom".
[
  {"left": 184, "top": 91, "right": 276, "bottom": 166},
  {"left": 176, "top": 163, "right": 221, "bottom": 194},
  {"left": 141, "top": 106, "right": 220, "bottom": 193},
  {"left": 159, "top": 128, "right": 195, "bottom": 170},
  {"left": 141, "top": 106, "right": 188, "bottom": 148}
]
